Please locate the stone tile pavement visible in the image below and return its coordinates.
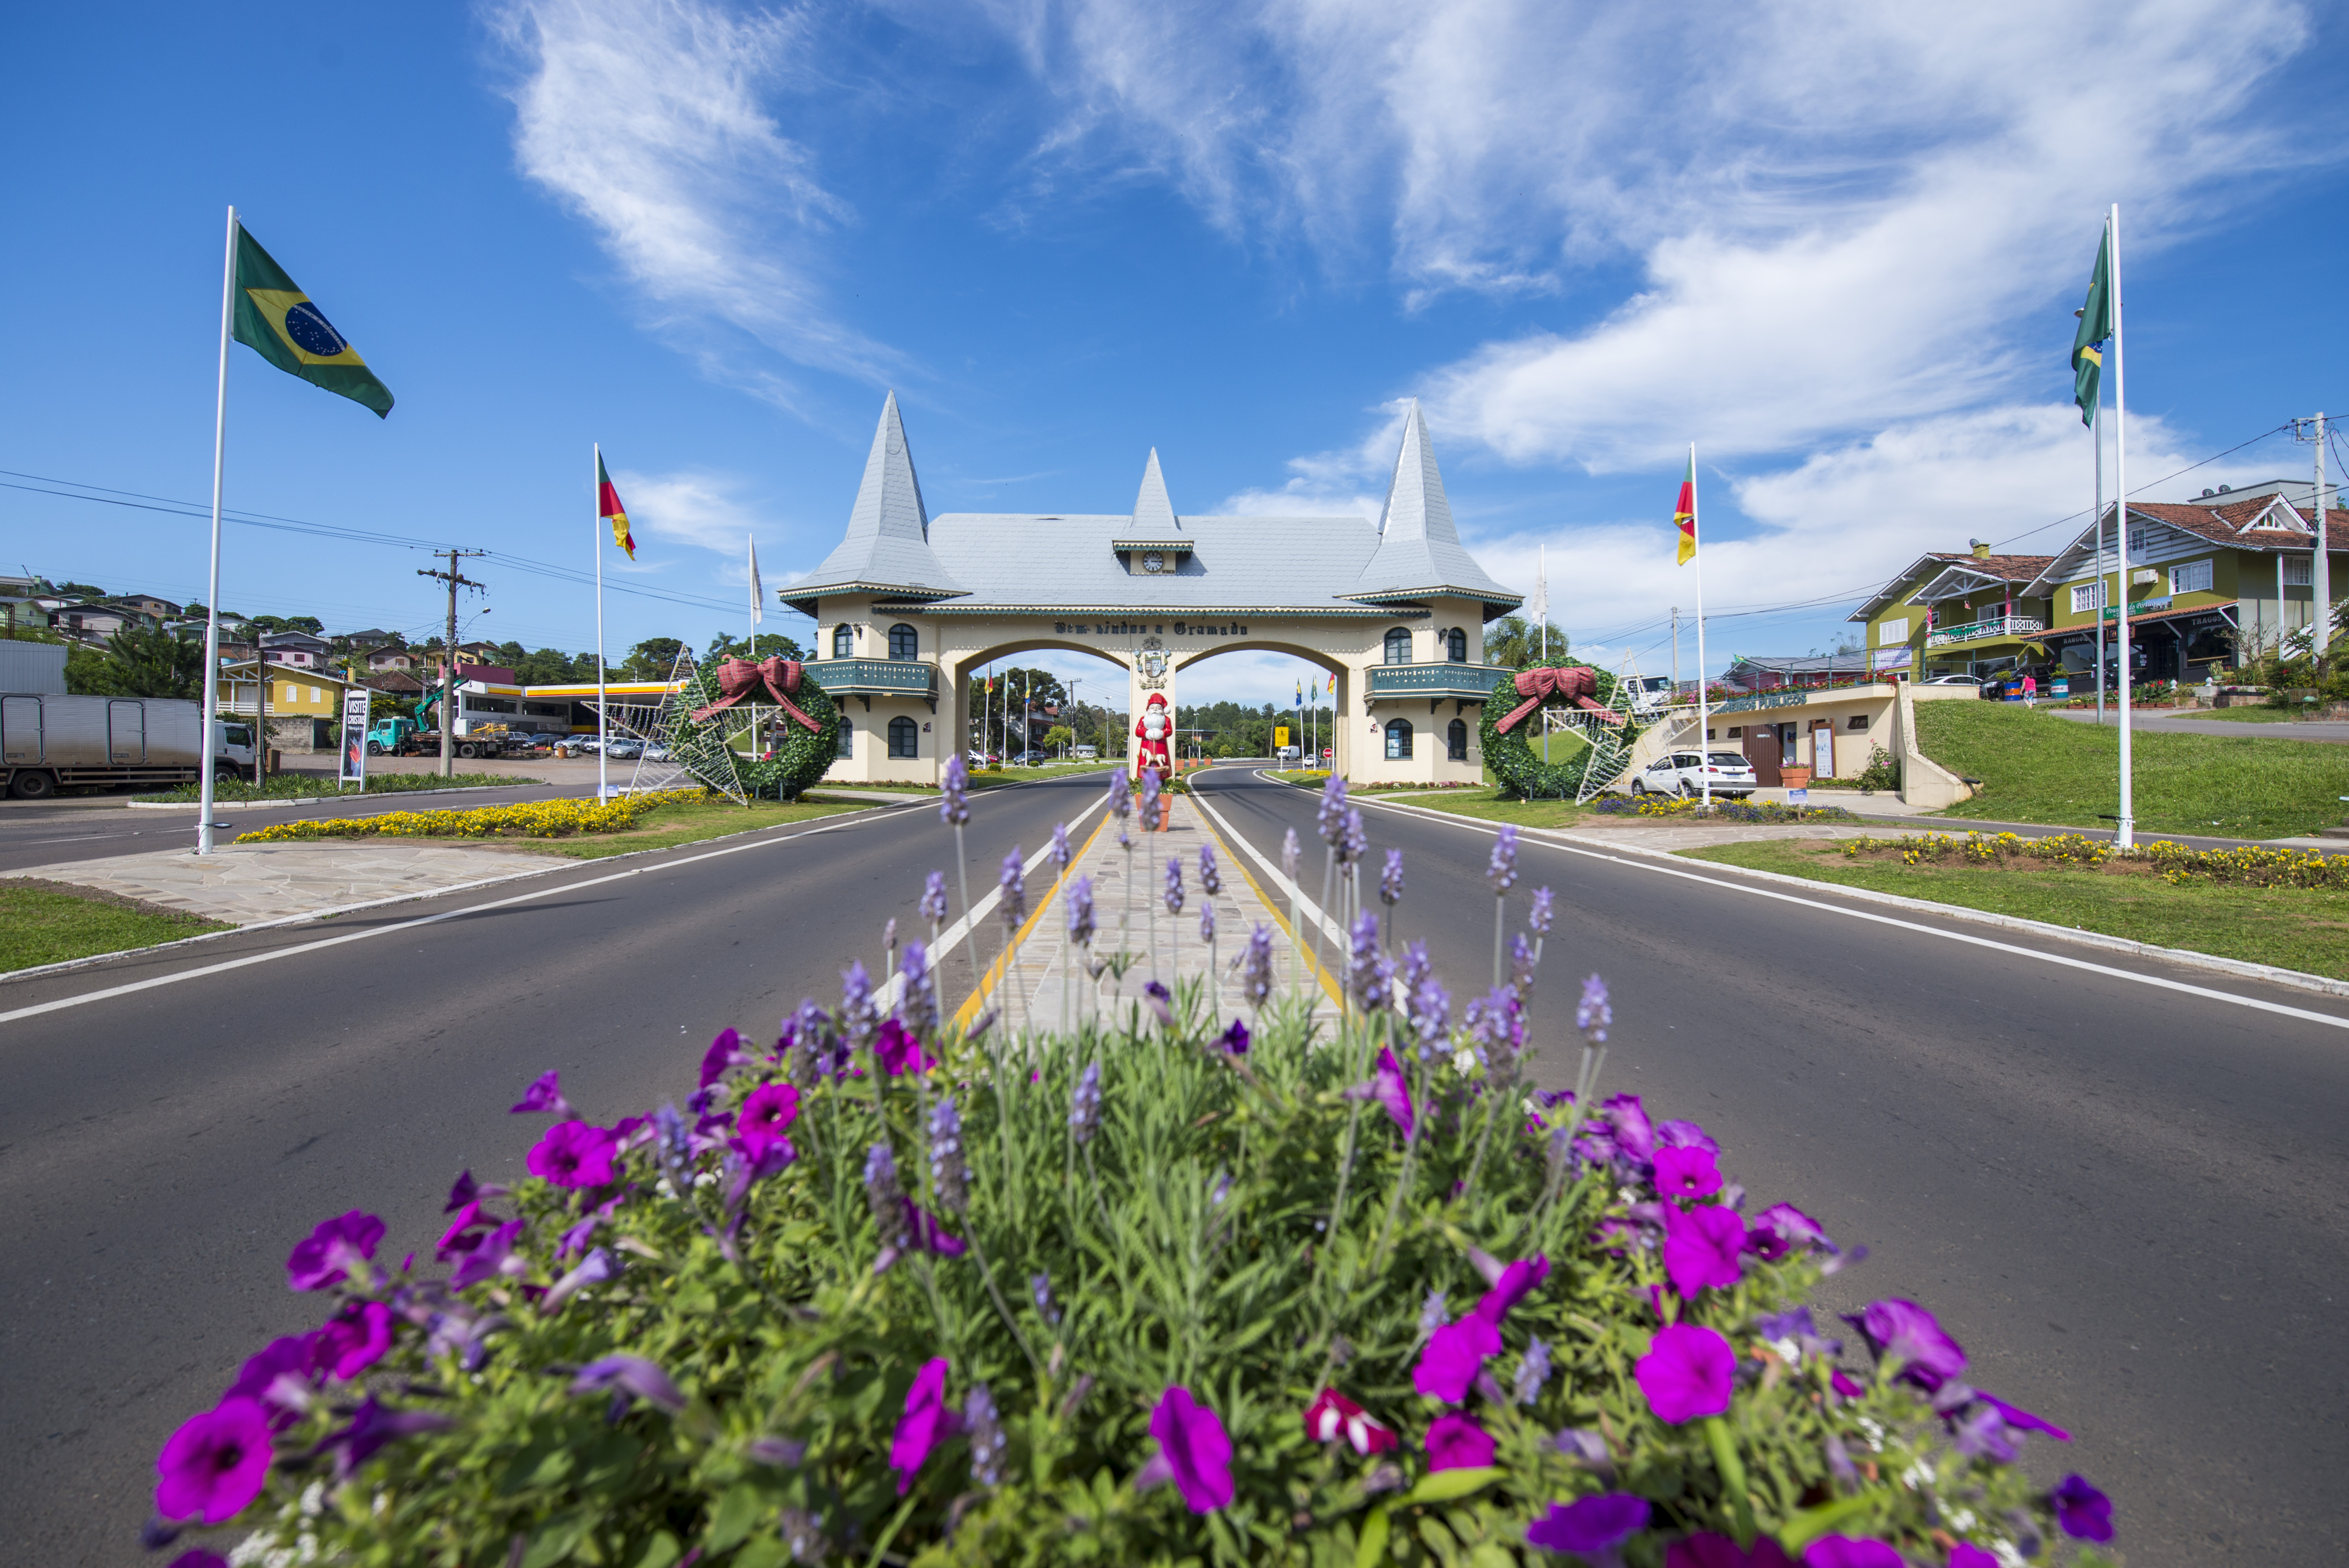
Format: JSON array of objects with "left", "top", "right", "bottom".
[{"left": 3, "top": 841, "right": 543, "bottom": 926}]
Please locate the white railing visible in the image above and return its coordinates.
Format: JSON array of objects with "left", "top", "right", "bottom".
[{"left": 1926, "top": 615, "right": 2044, "bottom": 649}]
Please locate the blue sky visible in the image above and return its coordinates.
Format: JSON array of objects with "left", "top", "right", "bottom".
[{"left": 6, "top": 1, "right": 2347, "bottom": 707}]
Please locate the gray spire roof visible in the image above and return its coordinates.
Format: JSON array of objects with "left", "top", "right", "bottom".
[
  {"left": 788, "top": 393, "right": 963, "bottom": 608},
  {"left": 1348, "top": 401, "right": 1519, "bottom": 607},
  {"left": 1131, "top": 448, "right": 1180, "bottom": 534}
]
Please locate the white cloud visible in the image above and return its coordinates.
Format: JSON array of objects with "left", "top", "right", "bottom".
[
  {"left": 615, "top": 468, "right": 770, "bottom": 553},
  {"left": 489, "top": 0, "right": 904, "bottom": 394}
]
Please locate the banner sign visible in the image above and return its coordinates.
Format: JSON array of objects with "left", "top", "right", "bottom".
[{"left": 339, "top": 688, "right": 371, "bottom": 788}]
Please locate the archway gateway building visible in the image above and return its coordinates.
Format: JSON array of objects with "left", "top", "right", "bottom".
[{"left": 788, "top": 396, "right": 1523, "bottom": 785}]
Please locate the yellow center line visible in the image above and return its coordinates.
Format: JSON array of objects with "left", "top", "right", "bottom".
[
  {"left": 950, "top": 810, "right": 1115, "bottom": 1032},
  {"left": 1183, "top": 787, "right": 1343, "bottom": 1007}
]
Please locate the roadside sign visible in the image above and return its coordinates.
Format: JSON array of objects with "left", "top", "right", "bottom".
[
  {"left": 338, "top": 688, "right": 371, "bottom": 789},
  {"left": 1274, "top": 726, "right": 1289, "bottom": 748}
]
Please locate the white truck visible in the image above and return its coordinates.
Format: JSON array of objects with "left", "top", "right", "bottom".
[{"left": 0, "top": 694, "right": 255, "bottom": 799}]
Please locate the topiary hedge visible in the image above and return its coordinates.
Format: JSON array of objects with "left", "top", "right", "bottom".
[
  {"left": 673, "top": 658, "right": 843, "bottom": 802},
  {"left": 146, "top": 791, "right": 2118, "bottom": 1568}
]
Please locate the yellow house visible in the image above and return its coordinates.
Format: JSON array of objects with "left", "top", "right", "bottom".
[{"left": 215, "top": 659, "right": 359, "bottom": 752}]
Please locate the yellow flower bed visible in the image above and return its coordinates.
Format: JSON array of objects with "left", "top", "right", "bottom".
[
  {"left": 1839, "top": 830, "right": 2349, "bottom": 889},
  {"left": 235, "top": 787, "right": 711, "bottom": 844}
]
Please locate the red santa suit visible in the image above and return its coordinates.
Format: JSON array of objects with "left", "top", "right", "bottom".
[{"left": 1134, "top": 693, "right": 1172, "bottom": 772}]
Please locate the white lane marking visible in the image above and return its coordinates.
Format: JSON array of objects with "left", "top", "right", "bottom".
[
  {"left": 1, "top": 781, "right": 1107, "bottom": 1028},
  {"left": 1232, "top": 777, "right": 2349, "bottom": 1034},
  {"left": 1187, "top": 788, "right": 1347, "bottom": 946}
]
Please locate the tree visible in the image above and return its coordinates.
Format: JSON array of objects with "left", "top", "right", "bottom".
[
  {"left": 623, "top": 637, "right": 687, "bottom": 679},
  {"left": 1483, "top": 615, "right": 1572, "bottom": 671},
  {"left": 704, "top": 631, "right": 808, "bottom": 665},
  {"left": 71, "top": 624, "right": 206, "bottom": 698},
  {"left": 510, "top": 647, "right": 597, "bottom": 685},
  {"left": 54, "top": 580, "right": 107, "bottom": 599},
  {"left": 249, "top": 614, "right": 325, "bottom": 636},
  {"left": 1043, "top": 725, "right": 1073, "bottom": 752}
]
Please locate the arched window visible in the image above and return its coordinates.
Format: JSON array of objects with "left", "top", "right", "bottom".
[
  {"left": 1446, "top": 718, "right": 1468, "bottom": 760},
  {"left": 1446, "top": 627, "right": 1468, "bottom": 663},
  {"left": 1385, "top": 718, "right": 1413, "bottom": 760},
  {"left": 888, "top": 716, "right": 920, "bottom": 758},
  {"left": 832, "top": 623, "right": 854, "bottom": 659},
  {"left": 888, "top": 623, "right": 919, "bottom": 661},
  {"left": 1383, "top": 627, "right": 1413, "bottom": 665},
  {"left": 835, "top": 716, "right": 853, "bottom": 759}
]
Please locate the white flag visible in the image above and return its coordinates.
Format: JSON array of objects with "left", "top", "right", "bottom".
[
  {"left": 748, "top": 535, "right": 764, "bottom": 626},
  {"left": 1530, "top": 544, "right": 1548, "bottom": 625}
]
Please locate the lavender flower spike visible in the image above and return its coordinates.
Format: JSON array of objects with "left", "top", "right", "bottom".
[
  {"left": 1280, "top": 827, "right": 1301, "bottom": 881},
  {"left": 1066, "top": 875, "right": 1096, "bottom": 946},
  {"left": 900, "top": 940, "right": 938, "bottom": 1037},
  {"left": 920, "top": 871, "right": 949, "bottom": 925},
  {"left": 1239, "top": 923, "right": 1275, "bottom": 1009},
  {"left": 1316, "top": 773, "right": 1349, "bottom": 845},
  {"left": 1031, "top": 1271, "right": 1063, "bottom": 1325},
  {"left": 1347, "top": 911, "right": 1392, "bottom": 1012},
  {"left": 1198, "top": 900, "right": 1215, "bottom": 943},
  {"left": 1138, "top": 768, "right": 1161, "bottom": 824},
  {"left": 864, "top": 1143, "right": 912, "bottom": 1264},
  {"left": 939, "top": 755, "right": 970, "bottom": 827},
  {"left": 1577, "top": 973, "right": 1611, "bottom": 1044},
  {"left": 1379, "top": 849, "right": 1404, "bottom": 907},
  {"left": 839, "top": 960, "right": 880, "bottom": 1053},
  {"left": 1069, "top": 1060, "right": 1103, "bottom": 1142},
  {"left": 999, "top": 848, "right": 1027, "bottom": 927},
  {"left": 1338, "top": 807, "right": 1367, "bottom": 865},
  {"left": 1529, "top": 886, "right": 1555, "bottom": 936},
  {"left": 1109, "top": 769, "right": 1131, "bottom": 821},
  {"left": 928, "top": 1094, "right": 969, "bottom": 1215},
  {"left": 966, "top": 1384, "right": 1008, "bottom": 1487},
  {"left": 1163, "top": 856, "right": 1185, "bottom": 916},
  {"left": 1487, "top": 825, "right": 1519, "bottom": 894},
  {"left": 1051, "top": 821, "right": 1072, "bottom": 871},
  {"left": 1198, "top": 842, "right": 1221, "bottom": 896}
]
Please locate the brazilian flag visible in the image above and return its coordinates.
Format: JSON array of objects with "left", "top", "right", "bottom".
[
  {"left": 230, "top": 224, "right": 394, "bottom": 417},
  {"left": 2069, "top": 227, "right": 2111, "bottom": 428}
]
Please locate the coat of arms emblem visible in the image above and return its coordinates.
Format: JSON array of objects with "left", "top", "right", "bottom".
[{"left": 1136, "top": 637, "right": 1170, "bottom": 688}]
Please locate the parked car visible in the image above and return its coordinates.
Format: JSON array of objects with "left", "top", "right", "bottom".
[
  {"left": 557, "top": 736, "right": 597, "bottom": 756},
  {"left": 643, "top": 744, "right": 671, "bottom": 761},
  {"left": 603, "top": 740, "right": 644, "bottom": 760},
  {"left": 1630, "top": 750, "right": 1758, "bottom": 800},
  {"left": 1008, "top": 750, "right": 1049, "bottom": 766},
  {"left": 967, "top": 749, "right": 1000, "bottom": 768},
  {"left": 1918, "top": 674, "right": 1987, "bottom": 687}
]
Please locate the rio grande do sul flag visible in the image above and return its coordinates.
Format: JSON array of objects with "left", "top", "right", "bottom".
[
  {"left": 598, "top": 451, "right": 636, "bottom": 559},
  {"left": 228, "top": 223, "right": 393, "bottom": 417},
  {"left": 1674, "top": 451, "right": 1697, "bottom": 565}
]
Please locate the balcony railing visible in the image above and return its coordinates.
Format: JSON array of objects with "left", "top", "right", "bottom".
[
  {"left": 1364, "top": 662, "right": 1513, "bottom": 701},
  {"left": 1925, "top": 615, "right": 2044, "bottom": 650},
  {"left": 804, "top": 658, "right": 937, "bottom": 702}
]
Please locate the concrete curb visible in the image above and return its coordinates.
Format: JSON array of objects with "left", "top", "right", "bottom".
[
  {"left": 126, "top": 783, "right": 544, "bottom": 811},
  {"left": 1311, "top": 783, "right": 2349, "bottom": 1004}
]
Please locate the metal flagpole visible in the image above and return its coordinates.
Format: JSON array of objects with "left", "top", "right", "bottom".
[
  {"left": 2315, "top": 413, "right": 2331, "bottom": 650},
  {"left": 595, "top": 443, "right": 608, "bottom": 800},
  {"left": 2109, "top": 207, "right": 2133, "bottom": 849},
  {"left": 2093, "top": 402, "right": 2105, "bottom": 724},
  {"left": 1690, "top": 442, "right": 1712, "bottom": 812},
  {"left": 196, "top": 206, "right": 237, "bottom": 856}
]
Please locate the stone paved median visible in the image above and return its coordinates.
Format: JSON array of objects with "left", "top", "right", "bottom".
[{"left": 2, "top": 841, "right": 540, "bottom": 927}]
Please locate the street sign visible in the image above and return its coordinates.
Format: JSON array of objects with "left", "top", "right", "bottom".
[
  {"left": 338, "top": 688, "right": 371, "bottom": 789},
  {"left": 1274, "top": 726, "right": 1289, "bottom": 747}
]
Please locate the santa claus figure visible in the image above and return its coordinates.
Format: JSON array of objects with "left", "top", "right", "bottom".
[{"left": 1134, "top": 692, "right": 1173, "bottom": 773}]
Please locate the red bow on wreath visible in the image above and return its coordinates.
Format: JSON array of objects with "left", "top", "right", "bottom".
[
  {"left": 1492, "top": 666, "right": 1625, "bottom": 734},
  {"left": 689, "top": 657, "right": 822, "bottom": 731}
]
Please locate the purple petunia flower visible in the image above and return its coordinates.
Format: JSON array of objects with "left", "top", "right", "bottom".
[
  {"left": 512, "top": 1069, "right": 575, "bottom": 1115},
  {"left": 1577, "top": 973, "right": 1611, "bottom": 1044},
  {"left": 1851, "top": 1299, "right": 1966, "bottom": 1393},
  {"left": 166, "top": 1552, "right": 230, "bottom": 1568},
  {"left": 899, "top": 940, "right": 938, "bottom": 1038},
  {"left": 1753, "top": 1201, "right": 1834, "bottom": 1254},
  {"left": 1800, "top": 1539, "right": 1902, "bottom": 1568},
  {"left": 2051, "top": 1474, "right": 2114, "bottom": 1541},
  {"left": 1239, "top": 923, "right": 1274, "bottom": 1008},
  {"left": 312, "top": 1300, "right": 393, "bottom": 1381},
  {"left": 1135, "top": 1386, "right": 1233, "bottom": 1513},
  {"left": 1473, "top": 1255, "right": 1551, "bottom": 1324},
  {"left": 1655, "top": 1118, "right": 1718, "bottom": 1154},
  {"left": 1528, "top": 886, "right": 1554, "bottom": 935},
  {"left": 1952, "top": 1402, "right": 2022, "bottom": 1463},
  {"left": 1316, "top": 774, "right": 1349, "bottom": 845},
  {"left": 939, "top": 755, "right": 970, "bottom": 826},
  {"left": 1661, "top": 1201, "right": 1746, "bottom": 1298},
  {"left": 1216, "top": 1018, "right": 1250, "bottom": 1056},
  {"left": 890, "top": 1358, "right": 960, "bottom": 1495},
  {"left": 699, "top": 1031, "right": 747, "bottom": 1089},
  {"left": 1069, "top": 1060, "right": 1103, "bottom": 1142},
  {"left": 920, "top": 869, "right": 950, "bottom": 924},
  {"left": 1067, "top": 874, "right": 1097, "bottom": 946},
  {"left": 1636, "top": 1322, "right": 1735, "bottom": 1424},
  {"left": 874, "top": 1017, "right": 934, "bottom": 1077},
  {"left": 321, "top": 1395, "right": 454, "bottom": 1479},
  {"left": 528, "top": 1120, "right": 620, "bottom": 1189},
  {"left": 1347, "top": 1044, "right": 1415, "bottom": 1138},
  {"left": 154, "top": 1397, "right": 273, "bottom": 1523},
  {"left": 542, "top": 1247, "right": 614, "bottom": 1313},
  {"left": 1424, "top": 1411, "right": 1495, "bottom": 1472},
  {"left": 1975, "top": 1391, "right": 2071, "bottom": 1442},
  {"left": 736, "top": 1082, "right": 801, "bottom": 1161},
  {"left": 1947, "top": 1547, "right": 1998, "bottom": 1568},
  {"left": 1600, "top": 1092, "right": 1651, "bottom": 1160},
  {"left": 1164, "top": 855, "right": 1184, "bottom": 915},
  {"left": 444, "top": 1169, "right": 484, "bottom": 1213},
  {"left": 1653, "top": 1145, "right": 1724, "bottom": 1201},
  {"left": 226, "top": 1336, "right": 317, "bottom": 1428},
  {"left": 1665, "top": 1535, "right": 1799, "bottom": 1568},
  {"left": 285, "top": 1212, "right": 385, "bottom": 1293},
  {"left": 1487, "top": 826, "right": 1518, "bottom": 893},
  {"left": 1000, "top": 847, "right": 1027, "bottom": 926},
  {"left": 905, "top": 1201, "right": 968, "bottom": 1259},
  {"left": 450, "top": 1219, "right": 527, "bottom": 1291},
  {"left": 571, "top": 1354, "right": 687, "bottom": 1412},
  {"left": 1526, "top": 1493, "right": 1650, "bottom": 1558},
  {"left": 1199, "top": 842, "right": 1221, "bottom": 896},
  {"left": 1379, "top": 848, "right": 1404, "bottom": 907},
  {"left": 1413, "top": 1314, "right": 1502, "bottom": 1402}
]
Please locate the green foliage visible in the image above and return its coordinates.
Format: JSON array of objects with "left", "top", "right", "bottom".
[
  {"left": 250, "top": 613, "right": 326, "bottom": 636},
  {"left": 670, "top": 657, "right": 841, "bottom": 801},
  {"left": 70, "top": 623, "right": 206, "bottom": 698},
  {"left": 1854, "top": 745, "right": 1900, "bottom": 792},
  {"left": 1479, "top": 670, "right": 1641, "bottom": 800},
  {"left": 707, "top": 632, "right": 811, "bottom": 667},
  {"left": 1480, "top": 616, "right": 1572, "bottom": 672},
  {"left": 626, "top": 637, "right": 690, "bottom": 681},
  {"left": 205, "top": 987, "right": 2090, "bottom": 1568}
]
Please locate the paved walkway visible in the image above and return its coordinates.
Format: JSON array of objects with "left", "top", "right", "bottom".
[
  {"left": 966, "top": 793, "right": 1332, "bottom": 1032},
  {"left": 2, "top": 841, "right": 538, "bottom": 926},
  {"left": 1556, "top": 821, "right": 1877, "bottom": 853},
  {"left": 2045, "top": 707, "right": 2349, "bottom": 743}
]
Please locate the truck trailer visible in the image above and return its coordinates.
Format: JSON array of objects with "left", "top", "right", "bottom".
[{"left": 0, "top": 693, "right": 255, "bottom": 799}]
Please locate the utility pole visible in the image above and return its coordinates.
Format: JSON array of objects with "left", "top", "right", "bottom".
[
  {"left": 418, "top": 549, "right": 487, "bottom": 779},
  {"left": 2292, "top": 413, "right": 2333, "bottom": 654}
]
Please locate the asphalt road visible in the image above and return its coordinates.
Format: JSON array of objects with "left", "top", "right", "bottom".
[
  {"left": 1189, "top": 768, "right": 2349, "bottom": 1568},
  {"left": 0, "top": 769, "right": 1103, "bottom": 1566},
  {"left": 5, "top": 763, "right": 2344, "bottom": 1564}
]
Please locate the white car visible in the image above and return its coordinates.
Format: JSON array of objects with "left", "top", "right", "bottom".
[{"left": 1630, "top": 750, "right": 1758, "bottom": 800}]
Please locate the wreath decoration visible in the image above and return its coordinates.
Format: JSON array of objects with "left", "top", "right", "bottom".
[
  {"left": 675, "top": 656, "right": 842, "bottom": 801},
  {"left": 1477, "top": 664, "right": 1643, "bottom": 800}
]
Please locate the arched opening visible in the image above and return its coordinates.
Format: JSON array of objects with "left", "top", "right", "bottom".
[
  {"left": 887, "top": 715, "right": 919, "bottom": 758},
  {"left": 1446, "top": 718, "right": 1468, "bottom": 760},
  {"left": 956, "top": 638, "right": 1134, "bottom": 768},
  {"left": 836, "top": 715, "right": 854, "bottom": 759},
  {"left": 832, "top": 623, "right": 854, "bottom": 659},
  {"left": 1384, "top": 627, "right": 1413, "bottom": 665},
  {"left": 1167, "top": 640, "right": 1352, "bottom": 768},
  {"left": 1445, "top": 627, "right": 1468, "bottom": 662},
  {"left": 888, "top": 623, "right": 919, "bottom": 661},
  {"left": 1385, "top": 717, "right": 1413, "bottom": 760}
]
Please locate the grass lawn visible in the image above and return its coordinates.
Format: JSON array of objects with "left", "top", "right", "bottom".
[
  {"left": 510, "top": 797, "right": 866, "bottom": 860},
  {"left": 1916, "top": 700, "right": 2349, "bottom": 839},
  {"left": 0, "top": 880, "right": 232, "bottom": 973},
  {"left": 136, "top": 771, "right": 534, "bottom": 803},
  {"left": 2173, "top": 706, "right": 2334, "bottom": 724},
  {"left": 1681, "top": 837, "right": 2349, "bottom": 980}
]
